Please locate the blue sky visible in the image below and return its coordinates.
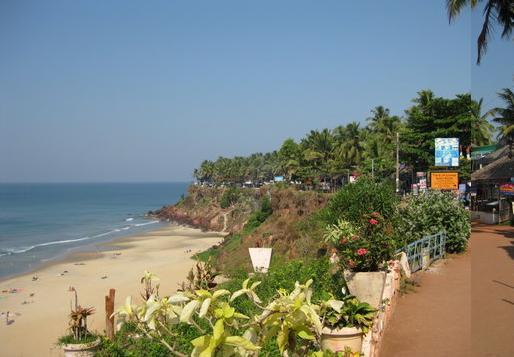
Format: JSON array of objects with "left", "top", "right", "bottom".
[{"left": 0, "top": 0, "right": 512, "bottom": 182}]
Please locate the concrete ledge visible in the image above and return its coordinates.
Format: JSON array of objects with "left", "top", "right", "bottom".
[{"left": 361, "top": 260, "right": 401, "bottom": 357}]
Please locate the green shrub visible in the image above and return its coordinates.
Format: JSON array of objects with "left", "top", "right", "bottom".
[
  {"left": 221, "top": 259, "right": 345, "bottom": 314},
  {"left": 324, "top": 177, "right": 399, "bottom": 225},
  {"left": 243, "top": 196, "right": 273, "bottom": 232},
  {"left": 395, "top": 191, "right": 471, "bottom": 253},
  {"left": 219, "top": 187, "right": 240, "bottom": 209},
  {"left": 324, "top": 213, "right": 396, "bottom": 272}
]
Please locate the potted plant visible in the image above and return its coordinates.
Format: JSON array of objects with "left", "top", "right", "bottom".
[
  {"left": 320, "top": 295, "right": 375, "bottom": 354},
  {"left": 324, "top": 212, "right": 395, "bottom": 307},
  {"left": 57, "top": 287, "right": 100, "bottom": 357}
]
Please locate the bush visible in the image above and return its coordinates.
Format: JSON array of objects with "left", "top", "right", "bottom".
[
  {"left": 395, "top": 191, "right": 471, "bottom": 253},
  {"left": 219, "top": 187, "right": 240, "bottom": 209},
  {"left": 221, "top": 259, "right": 346, "bottom": 314},
  {"left": 243, "top": 196, "right": 273, "bottom": 231},
  {"left": 324, "top": 213, "right": 396, "bottom": 272},
  {"left": 324, "top": 177, "right": 399, "bottom": 226}
]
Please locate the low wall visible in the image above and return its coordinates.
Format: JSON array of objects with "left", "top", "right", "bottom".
[{"left": 361, "top": 260, "right": 401, "bottom": 357}]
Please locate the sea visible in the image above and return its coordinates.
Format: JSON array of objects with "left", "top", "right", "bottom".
[{"left": 0, "top": 182, "right": 189, "bottom": 279}]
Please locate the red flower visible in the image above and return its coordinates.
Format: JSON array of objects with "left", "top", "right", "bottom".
[
  {"left": 351, "top": 235, "right": 359, "bottom": 241},
  {"left": 347, "top": 259, "right": 356, "bottom": 268},
  {"left": 339, "top": 238, "right": 349, "bottom": 245},
  {"left": 369, "top": 218, "right": 379, "bottom": 225},
  {"left": 357, "top": 248, "right": 368, "bottom": 256}
]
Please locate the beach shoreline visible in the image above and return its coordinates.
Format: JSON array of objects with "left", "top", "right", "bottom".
[{"left": 0, "top": 224, "right": 225, "bottom": 357}]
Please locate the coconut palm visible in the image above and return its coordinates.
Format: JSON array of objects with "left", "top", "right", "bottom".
[
  {"left": 367, "top": 106, "right": 391, "bottom": 132},
  {"left": 491, "top": 86, "right": 514, "bottom": 142},
  {"left": 470, "top": 98, "right": 495, "bottom": 146},
  {"left": 334, "top": 122, "right": 364, "bottom": 168},
  {"left": 447, "top": 0, "right": 514, "bottom": 64}
]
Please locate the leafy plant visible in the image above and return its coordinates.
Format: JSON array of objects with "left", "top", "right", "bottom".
[
  {"left": 324, "top": 213, "right": 396, "bottom": 272},
  {"left": 59, "top": 287, "right": 96, "bottom": 343},
  {"left": 112, "top": 271, "right": 355, "bottom": 357},
  {"left": 324, "top": 177, "right": 399, "bottom": 226},
  {"left": 179, "top": 259, "right": 220, "bottom": 292},
  {"left": 320, "top": 295, "right": 375, "bottom": 333},
  {"left": 395, "top": 191, "right": 471, "bottom": 253},
  {"left": 220, "top": 188, "right": 241, "bottom": 209},
  {"left": 141, "top": 271, "right": 160, "bottom": 301}
]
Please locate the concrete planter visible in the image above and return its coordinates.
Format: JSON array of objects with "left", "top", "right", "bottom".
[
  {"left": 248, "top": 248, "right": 272, "bottom": 273},
  {"left": 343, "top": 271, "right": 386, "bottom": 308},
  {"left": 321, "top": 326, "right": 363, "bottom": 354},
  {"left": 62, "top": 338, "right": 101, "bottom": 357}
]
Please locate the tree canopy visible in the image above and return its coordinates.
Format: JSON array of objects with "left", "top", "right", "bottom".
[{"left": 193, "top": 90, "right": 492, "bottom": 186}]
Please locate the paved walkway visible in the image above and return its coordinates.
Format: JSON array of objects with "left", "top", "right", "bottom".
[{"left": 380, "top": 224, "right": 514, "bottom": 357}]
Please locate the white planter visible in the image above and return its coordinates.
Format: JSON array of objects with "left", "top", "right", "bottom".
[
  {"left": 248, "top": 248, "right": 272, "bottom": 273},
  {"left": 62, "top": 338, "right": 101, "bottom": 357},
  {"left": 343, "top": 271, "right": 386, "bottom": 308},
  {"left": 321, "top": 326, "right": 363, "bottom": 354}
]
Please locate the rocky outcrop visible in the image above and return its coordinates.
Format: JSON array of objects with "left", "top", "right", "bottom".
[{"left": 154, "top": 185, "right": 261, "bottom": 233}]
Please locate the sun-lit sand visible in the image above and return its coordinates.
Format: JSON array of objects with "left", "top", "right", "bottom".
[{"left": 0, "top": 225, "right": 224, "bottom": 357}]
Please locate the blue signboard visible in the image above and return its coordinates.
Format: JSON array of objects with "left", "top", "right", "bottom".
[{"left": 435, "top": 138, "right": 459, "bottom": 167}]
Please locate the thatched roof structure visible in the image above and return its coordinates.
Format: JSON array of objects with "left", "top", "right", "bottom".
[{"left": 472, "top": 147, "right": 514, "bottom": 181}]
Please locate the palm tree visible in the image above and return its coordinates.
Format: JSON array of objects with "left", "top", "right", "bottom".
[
  {"left": 470, "top": 98, "right": 495, "bottom": 146},
  {"left": 447, "top": 0, "right": 514, "bottom": 64},
  {"left": 367, "top": 106, "right": 391, "bottom": 132},
  {"left": 334, "top": 122, "right": 364, "bottom": 168},
  {"left": 491, "top": 86, "right": 514, "bottom": 142}
]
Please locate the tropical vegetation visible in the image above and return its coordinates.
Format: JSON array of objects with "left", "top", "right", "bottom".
[
  {"left": 447, "top": 0, "right": 514, "bottom": 64},
  {"left": 193, "top": 90, "right": 491, "bottom": 189},
  {"left": 98, "top": 260, "right": 372, "bottom": 357}
]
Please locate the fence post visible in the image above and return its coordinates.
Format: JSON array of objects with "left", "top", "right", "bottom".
[{"left": 105, "top": 288, "right": 115, "bottom": 339}]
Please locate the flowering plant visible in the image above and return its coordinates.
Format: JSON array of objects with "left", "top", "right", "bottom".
[{"left": 323, "top": 212, "right": 396, "bottom": 272}]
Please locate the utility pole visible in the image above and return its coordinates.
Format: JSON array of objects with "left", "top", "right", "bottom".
[{"left": 395, "top": 132, "right": 400, "bottom": 193}]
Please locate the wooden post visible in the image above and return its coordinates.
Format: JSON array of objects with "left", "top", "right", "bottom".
[{"left": 105, "top": 288, "right": 115, "bottom": 339}]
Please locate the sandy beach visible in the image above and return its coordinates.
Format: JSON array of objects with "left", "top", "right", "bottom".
[{"left": 0, "top": 225, "right": 224, "bottom": 357}]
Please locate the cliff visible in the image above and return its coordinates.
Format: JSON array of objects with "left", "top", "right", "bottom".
[
  {"left": 154, "top": 185, "right": 262, "bottom": 233},
  {"left": 155, "top": 185, "right": 331, "bottom": 273}
]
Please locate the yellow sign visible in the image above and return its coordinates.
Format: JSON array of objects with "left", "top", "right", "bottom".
[{"left": 431, "top": 172, "right": 458, "bottom": 190}]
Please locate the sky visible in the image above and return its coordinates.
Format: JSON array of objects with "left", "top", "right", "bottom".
[{"left": 0, "top": 0, "right": 512, "bottom": 182}]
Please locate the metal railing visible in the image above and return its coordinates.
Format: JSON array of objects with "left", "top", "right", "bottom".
[{"left": 402, "top": 232, "right": 446, "bottom": 273}]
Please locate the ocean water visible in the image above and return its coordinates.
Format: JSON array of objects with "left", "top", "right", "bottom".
[{"left": 0, "top": 182, "right": 188, "bottom": 279}]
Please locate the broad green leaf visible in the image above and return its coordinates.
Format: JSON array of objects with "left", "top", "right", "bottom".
[
  {"left": 242, "top": 278, "right": 250, "bottom": 289},
  {"left": 212, "top": 289, "right": 230, "bottom": 299},
  {"left": 213, "top": 319, "right": 225, "bottom": 341},
  {"left": 199, "top": 298, "right": 211, "bottom": 318},
  {"left": 180, "top": 300, "right": 200, "bottom": 323},
  {"left": 168, "top": 294, "right": 190, "bottom": 304},
  {"left": 297, "top": 329, "right": 315, "bottom": 340},
  {"left": 250, "top": 291, "right": 262, "bottom": 304},
  {"left": 276, "top": 326, "right": 289, "bottom": 354},
  {"left": 250, "top": 281, "right": 261, "bottom": 290},
  {"left": 195, "top": 289, "right": 212, "bottom": 298},
  {"left": 222, "top": 304, "right": 235, "bottom": 319},
  {"left": 224, "top": 336, "right": 260, "bottom": 351},
  {"left": 233, "top": 312, "right": 249, "bottom": 320},
  {"left": 230, "top": 290, "right": 247, "bottom": 302}
]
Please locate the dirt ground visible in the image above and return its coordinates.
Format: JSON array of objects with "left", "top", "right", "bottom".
[{"left": 380, "top": 223, "right": 514, "bottom": 357}]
